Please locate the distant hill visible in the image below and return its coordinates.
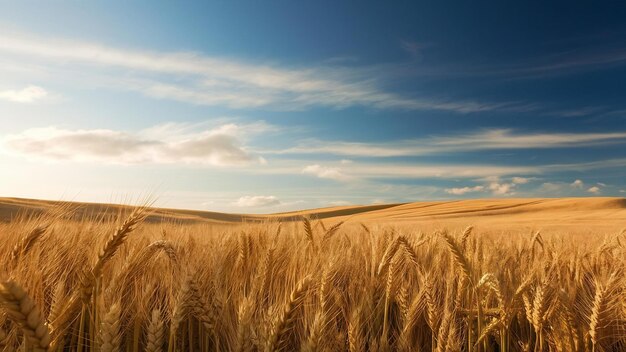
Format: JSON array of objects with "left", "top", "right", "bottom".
[{"left": 1, "top": 196, "right": 625, "bottom": 234}]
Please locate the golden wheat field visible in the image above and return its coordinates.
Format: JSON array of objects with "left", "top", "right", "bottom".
[{"left": 0, "top": 197, "right": 625, "bottom": 352}]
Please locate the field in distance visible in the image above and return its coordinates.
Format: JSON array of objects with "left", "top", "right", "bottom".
[{"left": 1, "top": 196, "right": 625, "bottom": 234}]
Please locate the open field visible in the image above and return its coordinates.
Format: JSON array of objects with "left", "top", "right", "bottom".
[
  {"left": 0, "top": 197, "right": 625, "bottom": 351},
  {"left": 2, "top": 196, "right": 626, "bottom": 232}
]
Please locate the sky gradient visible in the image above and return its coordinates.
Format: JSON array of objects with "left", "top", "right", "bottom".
[{"left": 1, "top": 1, "right": 626, "bottom": 212}]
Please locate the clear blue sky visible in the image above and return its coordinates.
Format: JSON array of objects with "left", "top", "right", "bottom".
[{"left": 1, "top": 1, "right": 625, "bottom": 212}]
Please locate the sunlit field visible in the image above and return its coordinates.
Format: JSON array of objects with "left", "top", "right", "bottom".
[
  {"left": 1, "top": 204, "right": 624, "bottom": 352},
  {"left": 4, "top": 1, "right": 626, "bottom": 351}
]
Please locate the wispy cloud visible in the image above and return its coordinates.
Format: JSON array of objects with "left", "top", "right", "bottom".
[
  {"left": 546, "top": 158, "right": 626, "bottom": 172},
  {"left": 271, "top": 129, "right": 626, "bottom": 157},
  {"left": 511, "top": 177, "right": 530, "bottom": 184},
  {"left": 500, "top": 47, "right": 626, "bottom": 78},
  {"left": 445, "top": 176, "right": 524, "bottom": 196},
  {"left": 0, "top": 30, "right": 521, "bottom": 113},
  {"left": 295, "top": 163, "right": 541, "bottom": 180},
  {"left": 488, "top": 181, "right": 516, "bottom": 196},
  {"left": 272, "top": 156, "right": 626, "bottom": 182},
  {"left": 445, "top": 185, "right": 484, "bottom": 195},
  {"left": 233, "top": 195, "right": 280, "bottom": 207},
  {"left": 3, "top": 123, "right": 262, "bottom": 166},
  {"left": 0, "top": 85, "right": 47, "bottom": 103},
  {"left": 539, "top": 179, "right": 612, "bottom": 196},
  {"left": 422, "top": 42, "right": 626, "bottom": 80},
  {"left": 302, "top": 164, "right": 352, "bottom": 181},
  {"left": 587, "top": 186, "right": 601, "bottom": 194},
  {"left": 570, "top": 179, "right": 584, "bottom": 188}
]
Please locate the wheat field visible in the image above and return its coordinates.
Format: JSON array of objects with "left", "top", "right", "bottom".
[{"left": 0, "top": 204, "right": 625, "bottom": 352}]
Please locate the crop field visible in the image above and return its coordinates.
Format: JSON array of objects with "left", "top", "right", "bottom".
[
  {"left": 4, "top": 1, "right": 626, "bottom": 351},
  {"left": 0, "top": 200, "right": 625, "bottom": 352}
]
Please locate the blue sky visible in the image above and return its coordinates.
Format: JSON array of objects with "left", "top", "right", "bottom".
[{"left": 1, "top": 1, "right": 625, "bottom": 212}]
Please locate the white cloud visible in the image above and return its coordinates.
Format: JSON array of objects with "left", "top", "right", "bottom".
[
  {"left": 0, "top": 85, "right": 47, "bottom": 103},
  {"left": 272, "top": 129, "right": 626, "bottom": 157},
  {"left": 349, "top": 165, "right": 539, "bottom": 179},
  {"left": 253, "top": 163, "right": 541, "bottom": 181},
  {"left": 512, "top": 177, "right": 529, "bottom": 184},
  {"left": 302, "top": 164, "right": 351, "bottom": 181},
  {"left": 443, "top": 175, "right": 531, "bottom": 196},
  {"left": 570, "top": 179, "right": 584, "bottom": 188},
  {"left": 233, "top": 195, "right": 280, "bottom": 207},
  {"left": 0, "top": 31, "right": 516, "bottom": 113},
  {"left": 445, "top": 186, "right": 485, "bottom": 195},
  {"left": 481, "top": 175, "right": 502, "bottom": 183},
  {"left": 547, "top": 158, "right": 626, "bottom": 173},
  {"left": 489, "top": 182, "right": 515, "bottom": 195},
  {"left": 340, "top": 159, "right": 353, "bottom": 164},
  {"left": 3, "top": 123, "right": 260, "bottom": 166},
  {"left": 587, "top": 186, "right": 600, "bottom": 194}
]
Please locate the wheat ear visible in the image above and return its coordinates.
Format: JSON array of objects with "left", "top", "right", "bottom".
[
  {"left": 460, "top": 225, "right": 473, "bottom": 249},
  {"left": 589, "top": 272, "right": 620, "bottom": 349},
  {"left": 146, "top": 309, "right": 164, "bottom": 352},
  {"left": 99, "top": 303, "right": 121, "bottom": 352},
  {"left": 266, "top": 276, "right": 313, "bottom": 352},
  {"left": 10, "top": 225, "right": 48, "bottom": 266},
  {"left": 303, "top": 217, "right": 315, "bottom": 249},
  {"left": 82, "top": 209, "right": 146, "bottom": 302},
  {"left": 347, "top": 306, "right": 365, "bottom": 352},
  {"left": 441, "top": 232, "right": 473, "bottom": 282},
  {"left": 377, "top": 235, "right": 405, "bottom": 276},
  {"left": 303, "top": 312, "right": 325, "bottom": 352},
  {"left": 236, "top": 298, "right": 254, "bottom": 352},
  {"left": 398, "top": 288, "right": 427, "bottom": 351},
  {"left": 0, "top": 281, "right": 51, "bottom": 351},
  {"left": 321, "top": 221, "right": 344, "bottom": 243},
  {"left": 170, "top": 276, "right": 193, "bottom": 340}
]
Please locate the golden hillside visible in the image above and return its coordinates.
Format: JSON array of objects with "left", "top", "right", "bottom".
[{"left": 1, "top": 196, "right": 624, "bottom": 234}]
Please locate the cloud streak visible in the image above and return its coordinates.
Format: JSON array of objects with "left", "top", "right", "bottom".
[
  {"left": 445, "top": 176, "right": 523, "bottom": 197},
  {"left": 0, "top": 85, "right": 47, "bottom": 103},
  {"left": 3, "top": 123, "right": 260, "bottom": 166},
  {"left": 302, "top": 164, "right": 352, "bottom": 181},
  {"left": 445, "top": 185, "right": 484, "bottom": 195},
  {"left": 275, "top": 163, "right": 542, "bottom": 180},
  {"left": 0, "top": 30, "right": 519, "bottom": 113},
  {"left": 271, "top": 129, "right": 626, "bottom": 157},
  {"left": 233, "top": 195, "right": 280, "bottom": 207},
  {"left": 587, "top": 186, "right": 600, "bottom": 194}
]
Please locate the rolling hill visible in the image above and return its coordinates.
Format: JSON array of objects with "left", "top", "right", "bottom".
[{"left": 1, "top": 196, "right": 625, "bottom": 234}]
